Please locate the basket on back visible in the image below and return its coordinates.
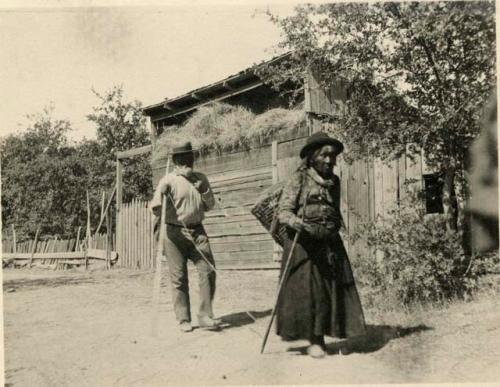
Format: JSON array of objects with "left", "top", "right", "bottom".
[{"left": 250, "top": 181, "right": 288, "bottom": 247}]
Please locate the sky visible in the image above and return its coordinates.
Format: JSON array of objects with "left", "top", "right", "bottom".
[{"left": 0, "top": 1, "right": 303, "bottom": 143}]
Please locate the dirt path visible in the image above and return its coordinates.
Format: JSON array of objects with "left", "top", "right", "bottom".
[{"left": 3, "top": 267, "right": 500, "bottom": 386}]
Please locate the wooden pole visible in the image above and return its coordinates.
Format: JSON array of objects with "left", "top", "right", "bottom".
[
  {"left": 11, "top": 224, "right": 16, "bottom": 255},
  {"left": 75, "top": 226, "right": 82, "bottom": 252},
  {"left": 101, "top": 191, "right": 106, "bottom": 223},
  {"left": 116, "top": 159, "right": 123, "bottom": 267},
  {"left": 28, "top": 227, "right": 40, "bottom": 268},
  {"left": 151, "top": 157, "right": 170, "bottom": 336},
  {"left": 106, "top": 202, "right": 111, "bottom": 270},
  {"left": 95, "top": 185, "right": 116, "bottom": 236},
  {"left": 85, "top": 190, "right": 91, "bottom": 270}
]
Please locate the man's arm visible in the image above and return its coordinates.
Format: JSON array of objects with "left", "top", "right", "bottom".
[
  {"left": 197, "top": 173, "right": 215, "bottom": 211},
  {"left": 150, "top": 175, "right": 171, "bottom": 217}
]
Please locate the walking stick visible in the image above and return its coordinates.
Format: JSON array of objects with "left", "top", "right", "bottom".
[
  {"left": 151, "top": 158, "right": 170, "bottom": 337},
  {"left": 261, "top": 188, "right": 309, "bottom": 354},
  {"left": 260, "top": 230, "right": 300, "bottom": 354}
]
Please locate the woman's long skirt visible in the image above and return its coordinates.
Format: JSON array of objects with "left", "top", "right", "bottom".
[{"left": 276, "top": 231, "right": 366, "bottom": 341}]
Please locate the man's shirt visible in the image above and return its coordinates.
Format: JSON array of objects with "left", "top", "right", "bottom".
[{"left": 150, "top": 170, "right": 215, "bottom": 227}]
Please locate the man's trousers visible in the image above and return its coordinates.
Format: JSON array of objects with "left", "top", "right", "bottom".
[{"left": 164, "top": 224, "right": 216, "bottom": 323}]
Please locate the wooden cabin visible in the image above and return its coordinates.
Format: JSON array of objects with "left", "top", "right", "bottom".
[{"left": 115, "top": 55, "right": 440, "bottom": 269}]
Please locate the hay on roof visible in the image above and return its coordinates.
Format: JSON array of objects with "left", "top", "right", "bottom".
[{"left": 152, "top": 102, "right": 306, "bottom": 163}]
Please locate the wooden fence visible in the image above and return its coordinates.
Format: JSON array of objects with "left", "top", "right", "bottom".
[
  {"left": 2, "top": 233, "right": 116, "bottom": 269},
  {"left": 116, "top": 198, "right": 156, "bottom": 269}
]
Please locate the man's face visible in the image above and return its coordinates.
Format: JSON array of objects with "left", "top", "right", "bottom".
[{"left": 311, "top": 145, "right": 337, "bottom": 177}]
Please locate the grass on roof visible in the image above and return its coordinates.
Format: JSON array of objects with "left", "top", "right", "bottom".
[{"left": 152, "top": 102, "right": 305, "bottom": 162}]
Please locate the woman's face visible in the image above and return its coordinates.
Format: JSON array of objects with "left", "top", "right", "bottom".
[{"left": 311, "top": 145, "right": 337, "bottom": 177}]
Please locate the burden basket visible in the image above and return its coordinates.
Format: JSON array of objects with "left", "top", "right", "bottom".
[{"left": 250, "top": 181, "right": 288, "bottom": 247}]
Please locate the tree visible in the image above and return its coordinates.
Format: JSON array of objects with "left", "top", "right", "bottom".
[
  {"left": 87, "top": 85, "right": 153, "bottom": 203},
  {"left": 260, "top": 2, "right": 496, "bottom": 231},
  {"left": 0, "top": 105, "right": 81, "bottom": 239},
  {"left": 87, "top": 85, "right": 149, "bottom": 154}
]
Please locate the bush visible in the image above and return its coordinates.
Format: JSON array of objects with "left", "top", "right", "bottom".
[{"left": 351, "top": 192, "right": 497, "bottom": 307}]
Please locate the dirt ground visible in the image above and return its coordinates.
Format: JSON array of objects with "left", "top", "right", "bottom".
[{"left": 2, "top": 265, "right": 500, "bottom": 386}]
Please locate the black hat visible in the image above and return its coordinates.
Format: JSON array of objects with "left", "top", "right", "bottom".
[
  {"left": 299, "top": 132, "right": 344, "bottom": 159},
  {"left": 171, "top": 141, "right": 198, "bottom": 155}
]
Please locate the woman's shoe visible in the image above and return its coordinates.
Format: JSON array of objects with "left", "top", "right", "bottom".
[{"left": 307, "top": 344, "right": 326, "bottom": 358}]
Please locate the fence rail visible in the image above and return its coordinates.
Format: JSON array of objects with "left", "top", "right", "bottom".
[{"left": 2, "top": 233, "right": 116, "bottom": 269}]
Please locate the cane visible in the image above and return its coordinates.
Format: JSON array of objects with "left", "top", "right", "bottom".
[
  {"left": 259, "top": 230, "right": 300, "bottom": 354},
  {"left": 260, "top": 188, "right": 309, "bottom": 354},
  {"left": 151, "top": 158, "right": 170, "bottom": 337}
]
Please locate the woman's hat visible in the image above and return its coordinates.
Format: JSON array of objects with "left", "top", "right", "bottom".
[
  {"left": 299, "top": 132, "right": 344, "bottom": 159},
  {"left": 171, "top": 141, "right": 198, "bottom": 155}
]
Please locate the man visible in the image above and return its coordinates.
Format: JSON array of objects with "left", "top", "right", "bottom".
[{"left": 151, "top": 141, "right": 220, "bottom": 333}]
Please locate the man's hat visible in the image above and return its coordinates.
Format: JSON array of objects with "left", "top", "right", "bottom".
[
  {"left": 171, "top": 141, "right": 198, "bottom": 155},
  {"left": 299, "top": 132, "right": 344, "bottom": 159}
]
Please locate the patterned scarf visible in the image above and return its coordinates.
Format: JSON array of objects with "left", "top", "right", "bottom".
[{"left": 307, "top": 167, "right": 335, "bottom": 188}]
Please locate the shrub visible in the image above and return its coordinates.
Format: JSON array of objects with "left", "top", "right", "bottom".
[{"left": 351, "top": 191, "right": 496, "bottom": 307}]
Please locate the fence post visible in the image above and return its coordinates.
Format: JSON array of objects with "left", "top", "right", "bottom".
[
  {"left": 11, "top": 224, "right": 16, "bottom": 255},
  {"left": 28, "top": 227, "right": 40, "bottom": 268},
  {"left": 116, "top": 158, "right": 123, "bottom": 267}
]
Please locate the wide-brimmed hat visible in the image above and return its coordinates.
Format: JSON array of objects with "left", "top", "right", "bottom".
[
  {"left": 171, "top": 141, "right": 198, "bottom": 155},
  {"left": 300, "top": 132, "right": 344, "bottom": 159}
]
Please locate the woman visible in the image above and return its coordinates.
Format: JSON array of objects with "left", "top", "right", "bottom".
[{"left": 276, "top": 132, "right": 366, "bottom": 358}]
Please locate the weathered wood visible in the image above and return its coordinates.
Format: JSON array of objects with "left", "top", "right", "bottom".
[
  {"left": 85, "top": 190, "right": 91, "bottom": 270},
  {"left": 106, "top": 206, "right": 111, "bottom": 270},
  {"left": 28, "top": 228, "right": 40, "bottom": 268},
  {"left": 277, "top": 137, "right": 308, "bottom": 160},
  {"left": 11, "top": 225, "right": 16, "bottom": 254},
  {"left": 75, "top": 226, "right": 82, "bottom": 252},
  {"left": 204, "top": 212, "right": 260, "bottom": 224},
  {"left": 381, "top": 159, "right": 399, "bottom": 219},
  {"left": 116, "top": 144, "right": 152, "bottom": 160},
  {"left": 4, "top": 249, "right": 117, "bottom": 261},
  {"left": 213, "top": 250, "right": 273, "bottom": 262},
  {"left": 95, "top": 186, "right": 116, "bottom": 236},
  {"left": 116, "top": 158, "right": 123, "bottom": 262},
  {"left": 208, "top": 166, "right": 270, "bottom": 185},
  {"left": 209, "top": 233, "right": 272, "bottom": 244},
  {"left": 211, "top": 240, "right": 274, "bottom": 254}
]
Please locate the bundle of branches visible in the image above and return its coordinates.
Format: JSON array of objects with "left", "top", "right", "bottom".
[{"left": 152, "top": 102, "right": 305, "bottom": 163}]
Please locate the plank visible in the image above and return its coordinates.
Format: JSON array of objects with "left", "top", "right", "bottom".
[
  {"left": 117, "top": 144, "right": 152, "bottom": 159},
  {"left": 211, "top": 178, "right": 272, "bottom": 194},
  {"left": 210, "top": 240, "right": 274, "bottom": 254},
  {"left": 209, "top": 233, "right": 273, "bottom": 244},
  {"left": 208, "top": 166, "right": 270, "bottom": 185},
  {"left": 277, "top": 137, "right": 308, "bottom": 159},
  {"left": 381, "top": 159, "right": 399, "bottom": 219},
  {"left": 213, "top": 249, "right": 273, "bottom": 262},
  {"left": 3, "top": 249, "right": 117, "bottom": 260}
]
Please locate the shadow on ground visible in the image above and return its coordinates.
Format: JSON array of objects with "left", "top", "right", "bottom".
[
  {"left": 220, "top": 309, "right": 272, "bottom": 329},
  {"left": 287, "top": 324, "right": 433, "bottom": 356}
]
